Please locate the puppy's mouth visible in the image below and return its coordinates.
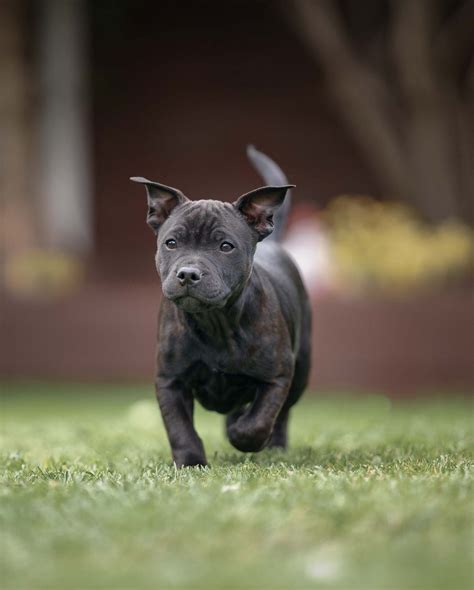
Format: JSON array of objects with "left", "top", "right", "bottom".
[{"left": 165, "top": 288, "right": 230, "bottom": 313}]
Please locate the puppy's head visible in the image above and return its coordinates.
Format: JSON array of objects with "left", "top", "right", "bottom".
[{"left": 130, "top": 177, "right": 293, "bottom": 313}]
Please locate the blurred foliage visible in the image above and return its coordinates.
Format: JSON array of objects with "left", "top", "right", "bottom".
[
  {"left": 324, "top": 197, "right": 474, "bottom": 294},
  {"left": 3, "top": 249, "right": 85, "bottom": 299}
]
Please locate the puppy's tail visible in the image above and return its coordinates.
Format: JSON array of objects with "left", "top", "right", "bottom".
[{"left": 246, "top": 145, "right": 292, "bottom": 242}]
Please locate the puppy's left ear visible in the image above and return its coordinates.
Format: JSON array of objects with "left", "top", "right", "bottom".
[
  {"left": 130, "top": 176, "right": 188, "bottom": 234},
  {"left": 233, "top": 185, "right": 294, "bottom": 241}
]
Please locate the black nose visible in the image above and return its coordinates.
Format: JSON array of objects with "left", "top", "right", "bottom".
[{"left": 177, "top": 267, "right": 202, "bottom": 286}]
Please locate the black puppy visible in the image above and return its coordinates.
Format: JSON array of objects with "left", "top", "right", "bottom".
[{"left": 131, "top": 146, "right": 311, "bottom": 467}]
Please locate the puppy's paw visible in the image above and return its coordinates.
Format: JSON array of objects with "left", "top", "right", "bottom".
[
  {"left": 227, "top": 420, "right": 271, "bottom": 453},
  {"left": 173, "top": 450, "right": 208, "bottom": 468}
]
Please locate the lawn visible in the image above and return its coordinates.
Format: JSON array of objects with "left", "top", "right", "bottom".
[{"left": 1, "top": 383, "right": 472, "bottom": 590}]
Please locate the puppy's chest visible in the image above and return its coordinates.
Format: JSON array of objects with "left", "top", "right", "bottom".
[{"left": 184, "top": 360, "right": 259, "bottom": 414}]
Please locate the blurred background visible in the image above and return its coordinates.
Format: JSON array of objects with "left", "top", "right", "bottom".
[{"left": 1, "top": 0, "right": 473, "bottom": 395}]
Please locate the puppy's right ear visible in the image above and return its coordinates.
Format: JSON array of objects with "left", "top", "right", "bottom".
[{"left": 130, "top": 176, "right": 188, "bottom": 234}]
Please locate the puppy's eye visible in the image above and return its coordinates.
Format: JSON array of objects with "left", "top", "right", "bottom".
[
  {"left": 220, "top": 241, "right": 234, "bottom": 252},
  {"left": 165, "top": 239, "right": 177, "bottom": 249}
]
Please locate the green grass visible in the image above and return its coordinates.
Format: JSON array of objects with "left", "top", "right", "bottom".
[{"left": 1, "top": 383, "right": 473, "bottom": 590}]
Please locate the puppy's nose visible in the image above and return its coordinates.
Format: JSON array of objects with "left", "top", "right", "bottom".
[{"left": 177, "top": 266, "right": 202, "bottom": 286}]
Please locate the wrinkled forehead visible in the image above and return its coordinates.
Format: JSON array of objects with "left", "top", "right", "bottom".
[{"left": 162, "top": 199, "right": 250, "bottom": 241}]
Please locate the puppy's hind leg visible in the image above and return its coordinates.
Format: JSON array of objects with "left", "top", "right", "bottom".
[{"left": 267, "top": 408, "right": 289, "bottom": 449}]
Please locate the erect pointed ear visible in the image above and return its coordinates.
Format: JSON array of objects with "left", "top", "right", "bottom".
[
  {"left": 130, "top": 176, "right": 188, "bottom": 234},
  {"left": 233, "top": 185, "right": 295, "bottom": 241}
]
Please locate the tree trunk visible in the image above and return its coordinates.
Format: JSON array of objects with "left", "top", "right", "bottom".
[{"left": 289, "top": 0, "right": 473, "bottom": 224}]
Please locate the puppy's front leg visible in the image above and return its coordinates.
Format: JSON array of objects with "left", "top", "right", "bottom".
[
  {"left": 156, "top": 377, "right": 207, "bottom": 467},
  {"left": 226, "top": 377, "right": 291, "bottom": 452}
]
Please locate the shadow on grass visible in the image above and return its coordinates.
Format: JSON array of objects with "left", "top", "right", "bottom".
[
  {"left": 210, "top": 443, "right": 465, "bottom": 472},
  {"left": 211, "top": 446, "right": 375, "bottom": 469}
]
